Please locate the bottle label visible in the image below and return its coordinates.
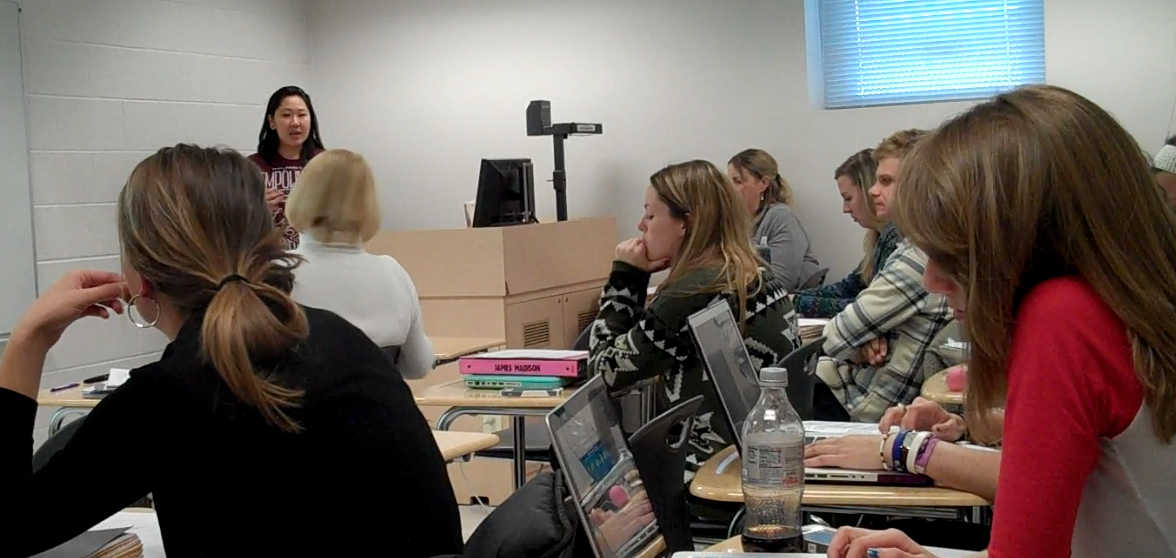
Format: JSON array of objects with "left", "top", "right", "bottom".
[{"left": 743, "top": 441, "right": 804, "bottom": 488}]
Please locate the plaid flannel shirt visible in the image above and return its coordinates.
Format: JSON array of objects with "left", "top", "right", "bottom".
[{"left": 818, "top": 239, "right": 952, "bottom": 422}]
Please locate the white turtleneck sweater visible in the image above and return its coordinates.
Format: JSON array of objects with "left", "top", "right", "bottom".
[{"left": 289, "top": 235, "right": 434, "bottom": 380}]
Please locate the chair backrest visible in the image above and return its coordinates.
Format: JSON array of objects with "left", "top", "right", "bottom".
[
  {"left": 627, "top": 394, "right": 705, "bottom": 555},
  {"left": 777, "top": 335, "right": 826, "bottom": 420}
]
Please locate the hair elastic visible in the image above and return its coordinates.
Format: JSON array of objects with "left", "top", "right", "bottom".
[{"left": 216, "top": 274, "right": 248, "bottom": 292}]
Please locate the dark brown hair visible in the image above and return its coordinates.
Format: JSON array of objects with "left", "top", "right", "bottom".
[{"left": 118, "top": 144, "right": 308, "bottom": 432}]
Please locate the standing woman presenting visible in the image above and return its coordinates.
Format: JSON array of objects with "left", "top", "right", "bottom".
[{"left": 248, "top": 85, "right": 326, "bottom": 250}]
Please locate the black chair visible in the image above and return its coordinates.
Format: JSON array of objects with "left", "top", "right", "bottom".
[
  {"left": 627, "top": 394, "right": 705, "bottom": 555},
  {"left": 779, "top": 335, "right": 826, "bottom": 421}
]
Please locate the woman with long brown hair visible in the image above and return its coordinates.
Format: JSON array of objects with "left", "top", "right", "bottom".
[
  {"left": 589, "top": 159, "right": 800, "bottom": 479},
  {"left": 793, "top": 149, "right": 900, "bottom": 318},
  {"left": 0, "top": 145, "right": 462, "bottom": 557},
  {"left": 826, "top": 85, "right": 1176, "bottom": 558}
]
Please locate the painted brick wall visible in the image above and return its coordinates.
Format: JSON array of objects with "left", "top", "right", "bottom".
[{"left": 18, "top": 0, "right": 310, "bottom": 444}]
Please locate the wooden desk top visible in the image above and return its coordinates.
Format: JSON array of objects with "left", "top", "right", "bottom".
[
  {"left": 704, "top": 536, "right": 972, "bottom": 557},
  {"left": 37, "top": 384, "right": 99, "bottom": 408},
  {"left": 433, "top": 430, "right": 500, "bottom": 461},
  {"left": 921, "top": 369, "right": 964, "bottom": 406},
  {"left": 690, "top": 446, "right": 988, "bottom": 508},
  {"left": 432, "top": 337, "right": 505, "bottom": 362},
  {"left": 416, "top": 379, "right": 570, "bottom": 408}
]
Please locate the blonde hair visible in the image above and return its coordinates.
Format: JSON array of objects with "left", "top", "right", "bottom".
[
  {"left": 651, "top": 160, "right": 764, "bottom": 325},
  {"left": 833, "top": 149, "right": 882, "bottom": 282},
  {"left": 728, "top": 148, "right": 795, "bottom": 210},
  {"left": 893, "top": 84, "right": 1176, "bottom": 443},
  {"left": 285, "top": 149, "right": 382, "bottom": 245},
  {"left": 874, "top": 129, "right": 929, "bottom": 163},
  {"left": 118, "top": 144, "right": 307, "bottom": 433}
]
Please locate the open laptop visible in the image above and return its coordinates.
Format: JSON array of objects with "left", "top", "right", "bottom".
[
  {"left": 686, "top": 301, "right": 932, "bottom": 486},
  {"left": 546, "top": 375, "right": 662, "bottom": 558}
]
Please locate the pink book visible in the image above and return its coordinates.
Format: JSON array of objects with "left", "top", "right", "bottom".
[{"left": 459, "top": 349, "right": 588, "bottom": 378}]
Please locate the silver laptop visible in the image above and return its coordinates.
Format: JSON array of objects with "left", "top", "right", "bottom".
[
  {"left": 546, "top": 375, "right": 663, "bottom": 558},
  {"left": 686, "top": 301, "right": 932, "bottom": 486}
]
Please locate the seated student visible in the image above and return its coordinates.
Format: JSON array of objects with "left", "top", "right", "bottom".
[
  {"left": 589, "top": 159, "right": 799, "bottom": 478},
  {"left": 793, "top": 149, "right": 901, "bottom": 318},
  {"left": 825, "top": 85, "right": 1176, "bottom": 558},
  {"left": 727, "top": 149, "right": 823, "bottom": 291},
  {"left": 0, "top": 145, "right": 462, "bottom": 557},
  {"left": 286, "top": 149, "right": 435, "bottom": 379},
  {"left": 816, "top": 130, "right": 952, "bottom": 423},
  {"left": 1153, "top": 136, "right": 1176, "bottom": 204}
]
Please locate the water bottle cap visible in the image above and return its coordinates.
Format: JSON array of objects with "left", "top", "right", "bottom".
[{"left": 759, "top": 367, "right": 788, "bottom": 387}]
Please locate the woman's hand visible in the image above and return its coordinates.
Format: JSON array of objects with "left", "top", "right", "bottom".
[
  {"left": 615, "top": 238, "right": 669, "bottom": 273},
  {"left": 861, "top": 337, "right": 888, "bottom": 365},
  {"left": 13, "top": 270, "right": 126, "bottom": 350},
  {"left": 805, "top": 434, "right": 885, "bottom": 470},
  {"left": 826, "top": 527, "right": 939, "bottom": 558},
  {"left": 265, "top": 187, "right": 286, "bottom": 212},
  {"left": 879, "top": 397, "right": 966, "bottom": 442}
]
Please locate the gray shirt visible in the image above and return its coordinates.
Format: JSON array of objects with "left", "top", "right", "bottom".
[{"left": 754, "top": 203, "right": 822, "bottom": 291}]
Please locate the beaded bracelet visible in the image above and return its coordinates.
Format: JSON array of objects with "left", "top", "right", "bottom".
[{"left": 879, "top": 434, "right": 893, "bottom": 471}]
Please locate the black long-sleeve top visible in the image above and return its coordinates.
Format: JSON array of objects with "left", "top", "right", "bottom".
[{"left": 0, "top": 306, "right": 463, "bottom": 558}]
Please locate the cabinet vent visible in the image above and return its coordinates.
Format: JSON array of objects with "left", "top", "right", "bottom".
[
  {"left": 576, "top": 310, "right": 595, "bottom": 334},
  {"left": 522, "top": 320, "right": 551, "bottom": 348}
]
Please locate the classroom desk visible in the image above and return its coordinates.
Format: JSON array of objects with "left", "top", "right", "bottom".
[
  {"left": 432, "top": 336, "right": 505, "bottom": 365},
  {"left": 433, "top": 430, "right": 501, "bottom": 462},
  {"left": 417, "top": 379, "right": 570, "bottom": 490},
  {"left": 37, "top": 384, "right": 96, "bottom": 437},
  {"left": 690, "top": 446, "right": 988, "bottom": 519},
  {"left": 921, "top": 369, "right": 964, "bottom": 406},
  {"left": 700, "top": 536, "right": 972, "bottom": 557}
]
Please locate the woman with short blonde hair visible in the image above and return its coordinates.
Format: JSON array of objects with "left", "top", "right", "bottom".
[{"left": 288, "top": 149, "right": 435, "bottom": 379}]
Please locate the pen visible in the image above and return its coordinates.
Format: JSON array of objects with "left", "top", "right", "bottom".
[{"left": 50, "top": 382, "right": 80, "bottom": 392}]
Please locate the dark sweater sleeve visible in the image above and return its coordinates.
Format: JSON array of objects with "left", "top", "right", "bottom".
[
  {"left": 588, "top": 262, "right": 713, "bottom": 393},
  {"left": 793, "top": 265, "right": 865, "bottom": 319},
  {"left": 0, "top": 379, "right": 158, "bottom": 557}
]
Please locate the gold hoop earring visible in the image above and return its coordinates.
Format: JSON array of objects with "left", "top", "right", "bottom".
[{"left": 127, "top": 294, "right": 160, "bottom": 329}]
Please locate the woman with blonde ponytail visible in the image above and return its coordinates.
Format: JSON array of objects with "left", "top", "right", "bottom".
[{"left": 0, "top": 144, "right": 462, "bottom": 557}]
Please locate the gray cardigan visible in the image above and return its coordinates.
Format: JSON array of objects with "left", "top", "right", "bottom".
[{"left": 754, "top": 203, "right": 822, "bottom": 291}]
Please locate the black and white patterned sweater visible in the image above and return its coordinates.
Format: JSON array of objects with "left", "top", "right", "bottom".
[{"left": 588, "top": 261, "right": 800, "bottom": 481}]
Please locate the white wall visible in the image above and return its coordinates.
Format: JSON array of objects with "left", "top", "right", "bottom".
[
  {"left": 19, "top": 0, "right": 311, "bottom": 443},
  {"left": 309, "top": 0, "right": 1176, "bottom": 280}
]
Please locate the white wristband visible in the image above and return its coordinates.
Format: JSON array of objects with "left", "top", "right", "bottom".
[{"left": 905, "top": 431, "right": 932, "bottom": 474}]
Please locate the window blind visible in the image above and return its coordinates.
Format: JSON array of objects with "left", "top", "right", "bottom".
[{"left": 817, "top": 0, "right": 1046, "bottom": 109}]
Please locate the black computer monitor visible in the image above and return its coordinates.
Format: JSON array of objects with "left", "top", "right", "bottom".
[{"left": 472, "top": 159, "right": 537, "bottom": 228}]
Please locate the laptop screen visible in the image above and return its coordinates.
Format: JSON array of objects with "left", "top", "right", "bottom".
[
  {"left": 686, "top": 300, "right": 762, "bottom": 449},
  {"left": 546, "top": 376, "right": 661, "bottom": 558}
]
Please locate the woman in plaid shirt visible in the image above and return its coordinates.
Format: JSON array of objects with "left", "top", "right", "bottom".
[{"left": 815, "top": 130, "right": 952, "bottom": 422}]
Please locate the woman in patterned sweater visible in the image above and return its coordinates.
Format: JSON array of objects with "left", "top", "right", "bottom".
[
  {"left": 588, "top": 160, "right": 800, "bottom": 479},
  {"left": 794, "top": 149, "right": 900, "bottom": 318}
]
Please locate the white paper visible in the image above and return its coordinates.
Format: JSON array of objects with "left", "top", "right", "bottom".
[
  {"left": 798, "top": 318, "right": 829, "bottom": 328},
  {"left": 105, "top": 368, "right": 131, "bottom": 387},
  {"left": 803, "top": 420, "right": 889, "bottom": 437},
  {"left": 461, "top": 349, "right": 588, "bottom": 360}
]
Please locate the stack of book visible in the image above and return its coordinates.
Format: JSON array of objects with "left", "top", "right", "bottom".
[
  {"left": 33, "top": 528, "right": 142, "bottom": 558},
  {"left": 459, "top": 349, "right": 587, "bottom": 393}
]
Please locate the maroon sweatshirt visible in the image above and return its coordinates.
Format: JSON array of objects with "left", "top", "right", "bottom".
[{"left": 248, "top": 150, "right": 322, "bottom": 249}]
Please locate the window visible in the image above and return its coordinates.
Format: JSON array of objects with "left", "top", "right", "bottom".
[{"left": 813, "top": 0, "right": 1046, "bottom": 109}]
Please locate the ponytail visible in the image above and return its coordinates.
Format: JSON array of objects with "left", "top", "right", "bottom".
[
  {"left": 200, "top": 266, "right": 308, "bottom": 433},
  {"left": 771, "top": 174, "right": 794, "bottom": 206}
]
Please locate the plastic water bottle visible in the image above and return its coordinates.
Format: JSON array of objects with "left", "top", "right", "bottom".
[{"left": 740, "top": 366, "right": 806, "bottom": 552}]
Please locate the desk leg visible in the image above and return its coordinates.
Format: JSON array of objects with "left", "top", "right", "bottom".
[{"left": 512, "top": 417, "right": 527, "bottom": 490}]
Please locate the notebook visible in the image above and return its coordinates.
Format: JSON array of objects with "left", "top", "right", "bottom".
[
  {"left": 686, "top": 302, "right": 932, "bottom": 486},
  {"left": 546, "top": 375, "right": 662, "bottom": 558},
  {"left": 31, "top": 528, "right": 142, "bottom": 558}
]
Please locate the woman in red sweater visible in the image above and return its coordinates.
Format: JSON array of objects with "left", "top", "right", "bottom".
[
  {"left": 248, "top": 85, "right": 326, "bottom": 249},
  {"left": 827, "top": 84, "right": 1176, "bottom": 558}
]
